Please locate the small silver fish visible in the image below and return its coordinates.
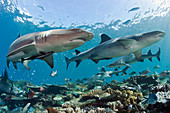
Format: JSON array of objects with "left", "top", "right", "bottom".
[
  {"left": 153, "top": 65, "right": 160, "bottom": 69},
  {"left": 50, "top": 70, "right": 57, "bottom": 77}
]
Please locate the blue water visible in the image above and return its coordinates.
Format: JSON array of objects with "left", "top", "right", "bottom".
[{"left": 0, "top": 0, "right": 170, "bottom": 85}]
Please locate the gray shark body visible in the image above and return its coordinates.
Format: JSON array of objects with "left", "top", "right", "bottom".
[
  {"left": 65, "top": 31, "right": 165, "bottom": 68},
  {"left": 0, "top": 69, "right": 14, "bottom": 94},
  {"left": 7, "top": 29, "right": 94, "bottom": 70},
  {"left": 85, "top": 66, "right": 128, "bottom": 85},
  {"left": 107, "top": 48, "right": 161, "bottom": 68}
]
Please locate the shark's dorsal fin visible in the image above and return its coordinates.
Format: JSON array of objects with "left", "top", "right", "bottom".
[
  {"left": 42, "top": 54, "right": 54, "bottom": 69},
  {"left": 17, "top": 33, "right": 21, "bottom": 39},
  {"left": 1, "top": 68, "right": 8, "bottom": 82},
  {"left": 100, "top": 34, "right": 111, "bottom": 44},
  {"left": 101, "top": 67, "right": 106, "bottom": 72},
  {"left": 75, "top": 50, "right": 81, "bottom": 55},
  {"left": 134, "top": 49, "right": 142, "bottom": 61},
  {"left": 115, "top": 68, "right": 118, "bottom": 71},
  {"left": 117, "top": 38, "right": 137, "bottom": 49},
  {"left": 147, "top": 50, "right": 152, "bottom": 56}
]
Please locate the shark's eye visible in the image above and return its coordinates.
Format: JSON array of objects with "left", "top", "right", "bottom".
[{"left": 77, "top": 29, "right": 82, "bottom": 32}]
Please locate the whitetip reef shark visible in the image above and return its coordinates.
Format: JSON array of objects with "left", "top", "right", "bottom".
[
  {"left": 7, "top": 29, "right": 94, "bottom": 70},
  {"left": 0, "top": 68, "right": 14, "bottom": 94},
  {"left": 107, "top": 48, "right": 161, "bottom": 68},
  {"left": 65, "top": 31, "right": 165, "bottom": 69},
  {"left": 84, "top": 66, "right": 129, "bottom": 85}
]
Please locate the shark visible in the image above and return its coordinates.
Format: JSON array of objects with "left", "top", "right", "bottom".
[
  {"left": 107, "top": 48, "right": 161, "bottom": 68},
  {"left": 65, "top": 31, "right": 165, "bottom": 68},
  {"left": 84, "top": 66, "right": 128, "bottom": 85},
  {"left": 0, "top": 69, "right": 14, "bottom": 94},
  {"left": 7, "top": 29, "right": 94, "bottom": 70}
]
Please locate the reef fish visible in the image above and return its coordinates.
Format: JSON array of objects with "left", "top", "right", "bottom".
[
  {"left": 144, "top": 93, "right": 158, "bottom": 105},
  {"left": 128, "top": 7, "right": 140, "bottom": 13},
  {"left": 139, "top": 69, "right": 150, "bottom": 75},
  {"left": 7, "top": 29, "right": 94, "bottom": 70},
  {"left": 129, "top": 71, "right": 136, "bottom": 76},
  {"left": 153, "top": 65, "right": 160, "bottom": 69},
  {"left": 160, "top": 70, "right": 170, "bottom": 76},
  {"left": 65, "top": 31, "right": 165, "bottom": 68},
  {"left": 107, "top": 48, "right": 160, "bottom": 68}
]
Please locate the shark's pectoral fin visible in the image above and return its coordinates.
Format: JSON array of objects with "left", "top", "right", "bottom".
[
  {"left": 12, "top": 62, "right": 17, "bottom": 69},
  {"left": 124, "top": 63, "right": 132, "bottom": 68},
  {"left": 134, "top": 50, "right": 142, "bottom": 61},
  {"left": 117, "top": 39, "right": 137, "bottom": 49},
  {"left": 7, "top": 59, "right": 10, "bottom": 68},
  {"left": 22, "top": 60, "right": 31, "bottom": 70},
  {"left": 148, "top": 58, "right": 152, "bottom": 62},
  {"left": 42, "top": 54, "right": 54, "bottom": 69}
]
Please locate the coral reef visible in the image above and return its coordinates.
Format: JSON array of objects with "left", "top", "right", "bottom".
[{"left": 0, "top": 74, "right": 169, "bottom": 113}]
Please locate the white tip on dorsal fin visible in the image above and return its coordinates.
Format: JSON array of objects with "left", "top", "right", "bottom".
[
  {"left": 117, "top": 38, "right": 137, "bottom": 49},
  {"left": 42, "top": 54, "right": 54, "bottom": 69},
  {"left": 23, "top": 60, "right": 31, "bottom": 70}
]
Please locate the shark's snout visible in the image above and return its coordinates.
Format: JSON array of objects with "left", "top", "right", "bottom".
[
  {"left": 159, "top": 31, "right": 165, "bottom": 37},
  {"left": 84, "top": 32, "right": 94, "bottom": 41}
]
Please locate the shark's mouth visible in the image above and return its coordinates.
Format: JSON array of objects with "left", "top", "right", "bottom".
[{"left": 71, "top": 37, "right": 86, "bottom": 42}]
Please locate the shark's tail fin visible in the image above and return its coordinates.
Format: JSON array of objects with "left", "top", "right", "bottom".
[
  {"left": 65, "top": 56, "right": 81, "bottom": 69},
  {"left": 155, "top": 48, "right": 161, "bottom": 61},
  {"left": 147, "top": 50, "right": 153, "bottom": 61},
  {"left": 122, "top": 66, "right": 129, "bottom": 75}
]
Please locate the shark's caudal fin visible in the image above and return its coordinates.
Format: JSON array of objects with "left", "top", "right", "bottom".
[
  {"left": 147, "top": 50, "right": 153, "bottom": 61},
  {"left": 122, "top": 66, "right": 129, "bottom": 75},
  {"left": 155, "top": 48, "right": 161, "bottom": 61}
]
